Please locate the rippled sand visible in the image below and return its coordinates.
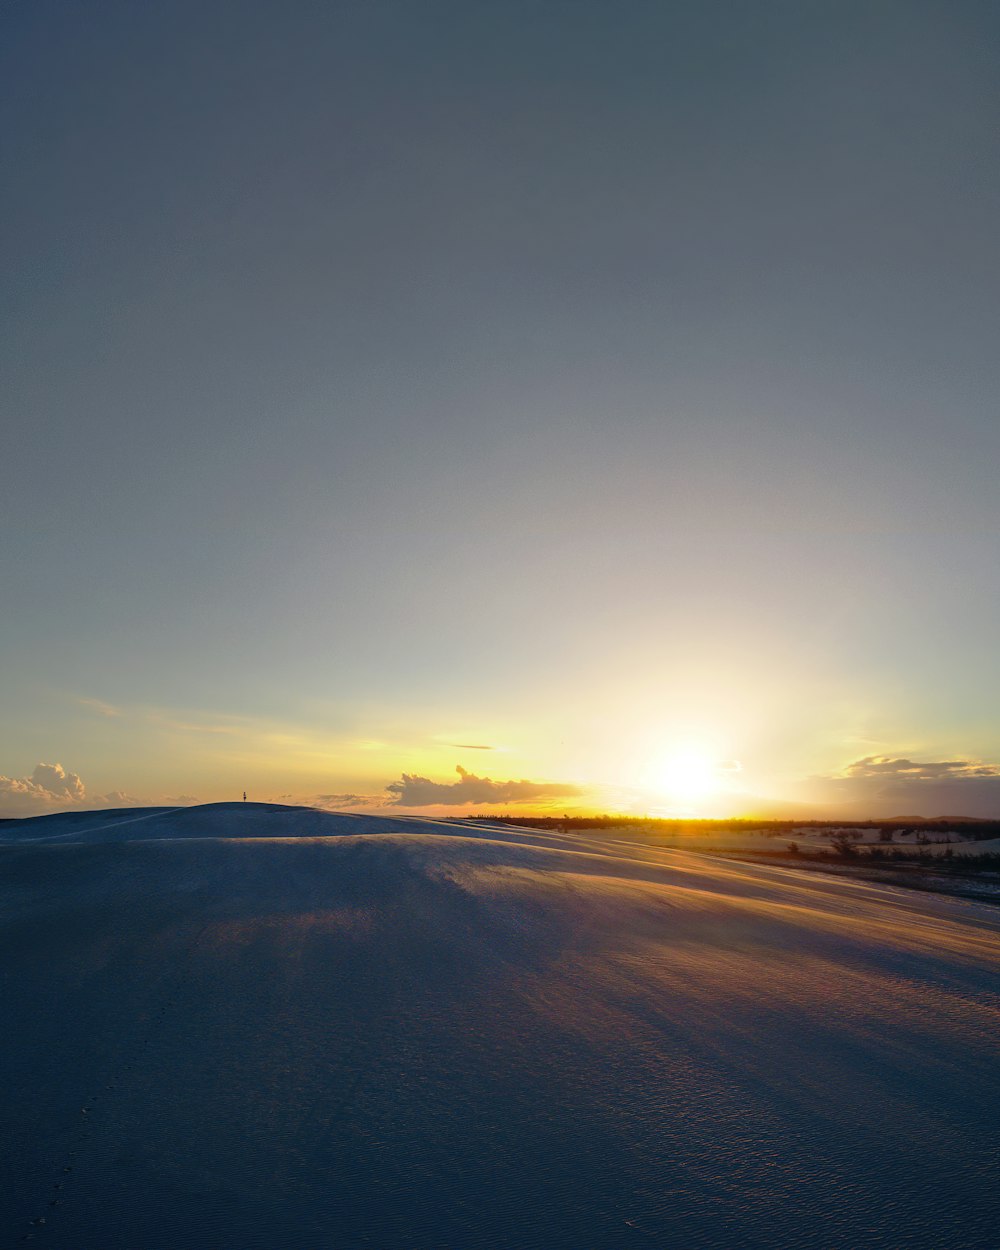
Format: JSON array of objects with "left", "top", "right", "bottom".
[{"left": 2, "top": 803, "right": 999, "bottom": 1248}]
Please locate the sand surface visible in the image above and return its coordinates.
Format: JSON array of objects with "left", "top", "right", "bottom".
[{"left": 2, "top": 803, "right": 999, "bottom": 1249}]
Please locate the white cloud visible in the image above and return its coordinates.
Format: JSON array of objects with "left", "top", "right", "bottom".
[
  {"left": 30, "top": 761, "right": 85, "bottom": 799},
  {"left": 0, "top": 762, "right": 86, "bottom": 817},
  {"left": 0, "top": 763, "right": 137, "bottom": 818}
]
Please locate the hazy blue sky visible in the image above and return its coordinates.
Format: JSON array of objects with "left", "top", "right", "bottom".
[{"left": 3, "top": 1, "right": 999, "bottom": 817}]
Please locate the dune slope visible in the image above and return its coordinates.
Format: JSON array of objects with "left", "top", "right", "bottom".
[{"left": 2, "top": 804, "right": 999, "bottom": 1249}]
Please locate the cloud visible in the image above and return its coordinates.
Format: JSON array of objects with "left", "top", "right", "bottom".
[
  {"left": 815, "top": 754, "right": 1000, "bottom": 817},
  {"left": 843, "top": 756, "right": 1000, "bottom": 780},
  {"left": 0, "top": 762, "right": 86, "bottom": 817},
  {"left": 385, "top": 765, "right": 582, "bottom": 808},
  {"left": 154, "top": 715, "right": 248, "bottom": 736},
  {"left": 78, "top": 697, "right": 123, "bottom": 718},
  {"left": 447, "top": 743, "right": 495, "bottom": 751},
  {"left": 31, "top": 762, "right": 86, "bottom": 799},
  {"left": 97, "top": 790, "right": 141, "bottom": 806},
  {"left": 311, "top": 792, "right": 388, "bottom": 810},
  {"left": 0, "top": 764, "right": 141, "bottom": 818}
]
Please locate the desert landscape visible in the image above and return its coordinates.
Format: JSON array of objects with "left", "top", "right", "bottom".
[
  {"left": 5, "top": 4, "right": 1000, "bottom": 1246},
  {"left": 3, "top": 803, "right": 998, "bottom": 1248}
]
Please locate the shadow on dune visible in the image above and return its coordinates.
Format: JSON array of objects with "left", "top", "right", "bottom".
[{"left": 2, "top": 805, "right": 999, "bottom": 1249}]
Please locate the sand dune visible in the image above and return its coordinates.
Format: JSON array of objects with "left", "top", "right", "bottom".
[{"left": 2, "top": 804, "right": 998, "bottom": 1248}]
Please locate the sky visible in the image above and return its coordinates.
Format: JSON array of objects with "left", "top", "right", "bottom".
[{"left": 2, "top": 1, "right": 999, "bottom": 820}]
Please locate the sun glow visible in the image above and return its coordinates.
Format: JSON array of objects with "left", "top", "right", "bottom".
[{"left": 646, "top": 749, "right": 720, "bottom": 806}]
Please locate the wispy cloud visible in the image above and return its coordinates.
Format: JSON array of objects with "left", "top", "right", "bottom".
[
  {"left": 78, "top": 697, "right": 123, "bottom": 718},
  {"left": 385, "top": 765, "right": 581, "bottom": 808},
  {"left": 152, "top": 713, "right": 252, "bottom": 736},
  {"left": 311, "top": 792, "right": 388, "bottom": 810}
]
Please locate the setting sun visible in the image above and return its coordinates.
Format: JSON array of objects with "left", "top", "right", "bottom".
[{"left": 647, "top": 749, "right": 719, "bottom": 806}]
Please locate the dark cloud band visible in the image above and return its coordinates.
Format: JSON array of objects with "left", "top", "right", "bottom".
[{"left": 386, "top": 765, "right": 581, "bottom": 807}]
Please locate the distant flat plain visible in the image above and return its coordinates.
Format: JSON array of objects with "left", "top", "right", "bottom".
[{"left": 2, "top": 804, "right": 998, "bottom": 1249}]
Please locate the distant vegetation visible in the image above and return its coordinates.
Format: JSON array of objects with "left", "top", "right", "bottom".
[
  {"left": 458, "top": 814, "right": 1000, "bottom": 840},
  {"left": 452, "top": 814, "right": 1000, "bottom": 880}
]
